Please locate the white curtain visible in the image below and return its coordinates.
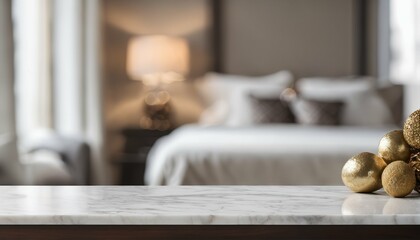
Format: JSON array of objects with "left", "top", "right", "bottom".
[
  {"left": 52, "top": 0, "right": 108, "bottom": 184},
  {"left": 389, "top": 0, "right": 420, "bottom": 84},
  {"left": 11, "top": 0, "right": 107, "bottom": 184},
  {"left": 0, "top": 0, "right": 22, "bottom": 184},
  {"left": 13, "top": 0, "right": 53, "bottom": 140},
  {"left": 388, "top": 0, "right": 420, "bottom": 116}
]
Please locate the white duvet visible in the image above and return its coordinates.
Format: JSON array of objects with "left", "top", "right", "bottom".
[{"left": 145, "top": 124, "right": 396, "bottom": 185}]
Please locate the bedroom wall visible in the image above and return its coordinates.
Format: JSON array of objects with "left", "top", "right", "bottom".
[{"left": 219, "top": 0, "right": 377, "bottom": 78}]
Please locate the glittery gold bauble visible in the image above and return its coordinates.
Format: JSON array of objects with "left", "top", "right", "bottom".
[
  {"left": 378, "top": 130, "right": 411, "bottom": 164},
  {"left": 408, "top": 152, "right": 420, "bottom": 193},
  {"left": 403, "top": 109, "right": 420, "bottom": 149},
  {"left": 382, "top": 161, "right": 416, "bottom": 198},
  {"left": 342, "top": 152, "right": 387, "bottom": 193}
]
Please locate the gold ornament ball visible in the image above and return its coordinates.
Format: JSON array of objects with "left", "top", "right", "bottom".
[
  {"left": 342, "top": 152, "right": 387, "bottom": 193},
  {"left": 378, "top": 130, "right": 411, "bottom": 164},
  {"left": 382, "top": 161, "right": 416, "bottom": 198},
  {"left": 408, "top": 152, "right": 420, "bottom": 193},
  {"left": 403, "top": 109, "right": 420, "bottom": 149}
]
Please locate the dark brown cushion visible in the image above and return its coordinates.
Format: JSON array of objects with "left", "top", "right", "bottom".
[
  {"left": 292, "top": 98, "right": 344, "bottom": 125},
  {"left": 248, "top": 95, "right": 295, "bottom": 124}
]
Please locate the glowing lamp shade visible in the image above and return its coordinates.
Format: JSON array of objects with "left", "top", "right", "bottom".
[{"left": 126, "top": 35, "right": 189, "bottom": 85}]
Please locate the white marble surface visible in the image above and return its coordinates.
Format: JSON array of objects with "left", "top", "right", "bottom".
[{"left": 0, "top": 186, "right": 419, "bottom": 225}]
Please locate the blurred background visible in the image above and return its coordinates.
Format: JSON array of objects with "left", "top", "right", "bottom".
[{"left": 0, "top": 0, "right": 419, "bottom": 185}]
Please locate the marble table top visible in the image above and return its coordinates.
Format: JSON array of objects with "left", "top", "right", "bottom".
[{"left": 0, "top": 186, "right": 419, "bottom": 225}]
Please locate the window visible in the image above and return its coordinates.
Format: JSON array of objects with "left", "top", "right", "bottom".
[
  {"left": 12, "top": 0, "right": 52, "bottom": 145},
  {"left": 389, "top": 0, "right": 420, "bottom": 84}
]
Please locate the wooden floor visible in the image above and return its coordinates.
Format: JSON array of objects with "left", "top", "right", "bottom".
[{"left": 0, "top": 225, "right": 418, "bottom": 240}]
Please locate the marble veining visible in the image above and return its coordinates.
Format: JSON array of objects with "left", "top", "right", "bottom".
[{"left": 0, "top": 186, "right": 419, "bottom": 225}]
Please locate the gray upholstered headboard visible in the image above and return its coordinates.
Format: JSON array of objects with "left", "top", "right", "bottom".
[{"left": 212, "top": 0, "right": 371, "bottom": 78}]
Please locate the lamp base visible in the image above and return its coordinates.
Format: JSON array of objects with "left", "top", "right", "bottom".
[{"left": 139, "top": 90, "right": 173, "bottom": 130}]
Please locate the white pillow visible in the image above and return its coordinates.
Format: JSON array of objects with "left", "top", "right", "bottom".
[
  {"left": 343, "top": 90, "right": 395, "bottom": 126},
  {"left": 297, "top": 76, "right": 375, "bottom": 100},
  {"left": 297, "top": 76, "right": 394, "bottom": 126},
  {"left": 198, "top": 70, "right": 293, "bottom": 103},
  {"left": 197, "top": 71, "right": 294, "bottom": 126}
]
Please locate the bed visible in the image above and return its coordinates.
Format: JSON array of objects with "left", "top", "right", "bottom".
[
  {"left": 145, "top": 124, "right": 395, "bottom": 185},
  {"left": 144, "top": 72, "right": 402, "bottom": 185}
]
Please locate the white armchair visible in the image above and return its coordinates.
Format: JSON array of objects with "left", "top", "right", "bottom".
[{"left": 23, "top": 134, "right": 91, "bottom": 185}]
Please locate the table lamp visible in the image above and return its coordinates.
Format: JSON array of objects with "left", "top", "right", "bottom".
[{"left": 126, "top": 35, "right": 189, "bottom": 130}]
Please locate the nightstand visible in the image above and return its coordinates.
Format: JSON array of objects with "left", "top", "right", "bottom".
[{"left": 117, "top": 128, "right": 173, "bottom": 185}]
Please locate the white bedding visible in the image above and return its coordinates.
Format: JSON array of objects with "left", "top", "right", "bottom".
[{"left": 145, "top": 124, "right": 396, "bottom": 185}]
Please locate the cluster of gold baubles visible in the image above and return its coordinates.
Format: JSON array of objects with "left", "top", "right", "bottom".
[{"left": 342, "top": 109, "right": 420, "bottom": 198}]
